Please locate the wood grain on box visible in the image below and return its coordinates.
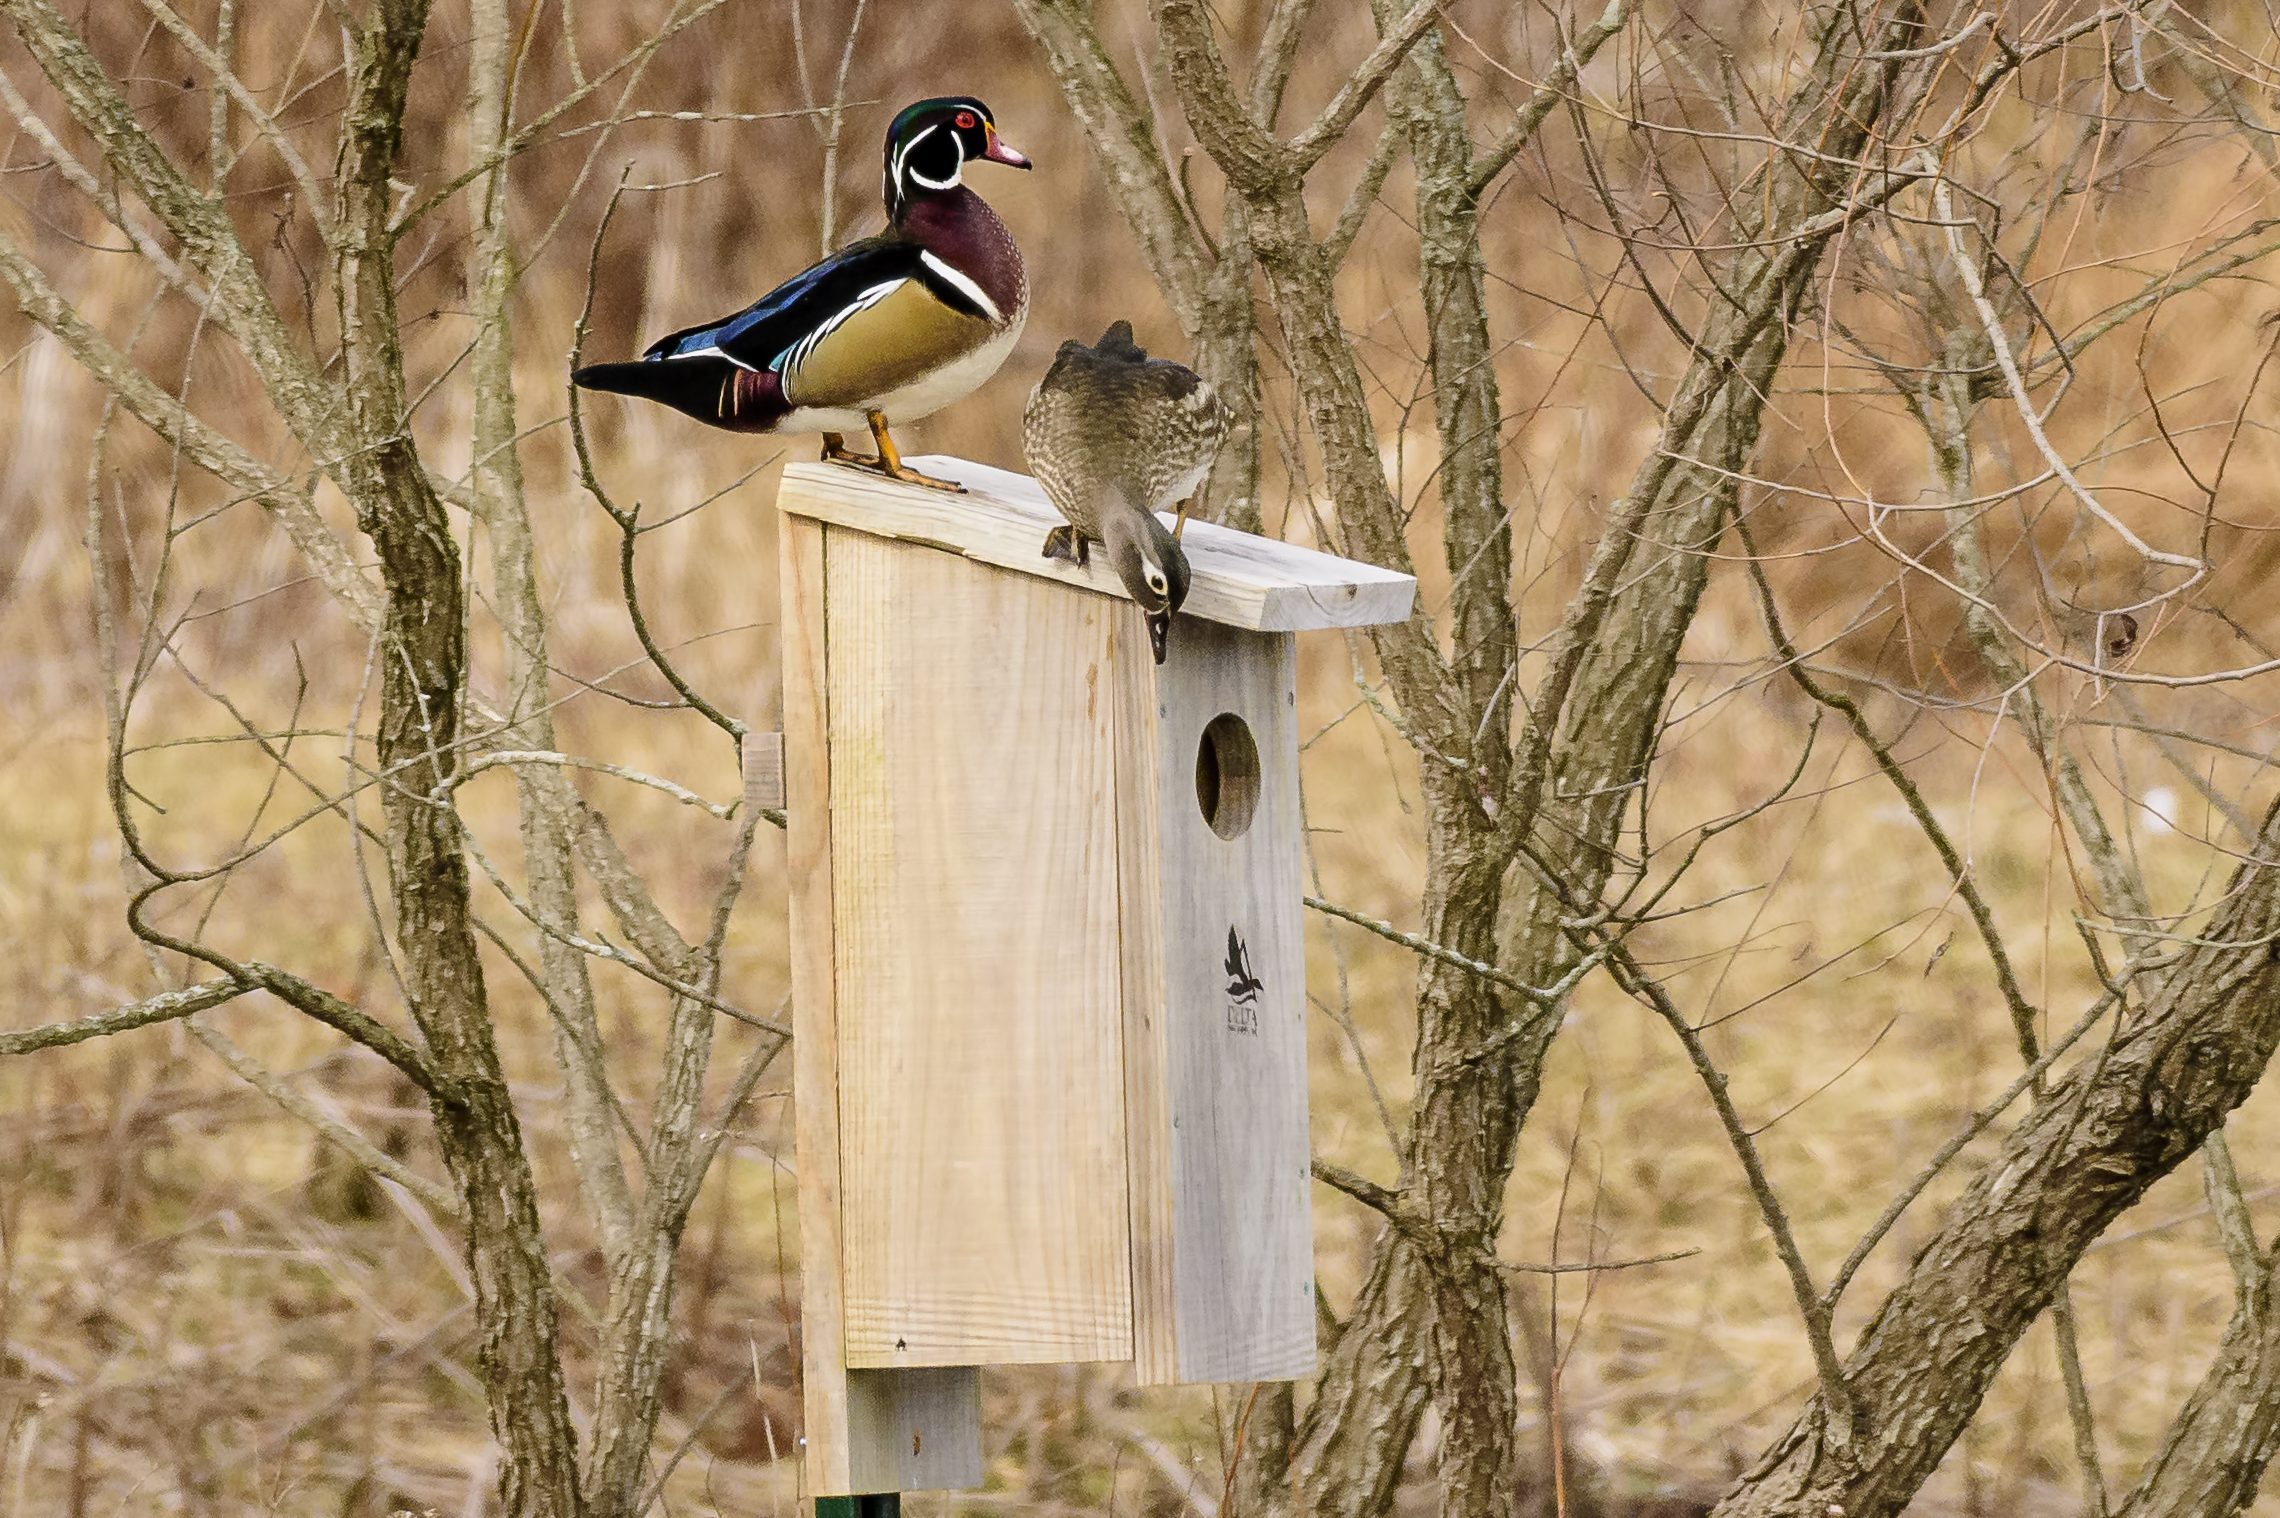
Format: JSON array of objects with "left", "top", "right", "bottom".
[{"left": 778, "top": 456, "right": 1415, "bottom": 633}]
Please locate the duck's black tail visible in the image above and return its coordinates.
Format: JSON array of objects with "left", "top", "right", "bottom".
[{"left": 571, "top": 358, "right": 788, "bottom": 434}]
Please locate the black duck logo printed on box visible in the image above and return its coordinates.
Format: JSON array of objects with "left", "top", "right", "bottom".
[{"left": 1224, "top": 926, "right": 1264, "bottom": 1035}]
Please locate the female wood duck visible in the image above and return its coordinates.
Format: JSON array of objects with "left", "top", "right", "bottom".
[
  {"left": 573, "top": 97, "right": 1030, "bottom": 492},
  {"left": 1022, "top": 321, "right": 1230, "bottom": 663}
]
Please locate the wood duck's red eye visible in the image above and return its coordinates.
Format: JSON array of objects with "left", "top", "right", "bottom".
[{"left": 955, "top": 111, "right": 977, "bottom": 130}]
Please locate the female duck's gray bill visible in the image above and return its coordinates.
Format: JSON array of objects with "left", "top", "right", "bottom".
[{"left": 1147, "top": 610, "right": 1173, "bottom": 665}]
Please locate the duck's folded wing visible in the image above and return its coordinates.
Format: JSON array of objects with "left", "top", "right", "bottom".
[
  {"left": 775, "top": 274, "right": 998, "bottom": 408},
  {"left": 635, "top": 236, "right": 904, "bottom": 360},
  {"left": 637, "top": 238, "right": 997, "bottom": 409}
]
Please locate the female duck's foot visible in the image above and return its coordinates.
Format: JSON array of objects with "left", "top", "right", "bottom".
[{"left": 1040, "top": 524, "right": 1091, "bottom": 565}]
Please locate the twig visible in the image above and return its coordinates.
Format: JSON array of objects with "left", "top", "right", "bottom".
[
  {"left": 1311, "top": 1157, "right": 1405, "bottom": 1220},
  {"left": 445, "top": 750, "right": 737, "bottom": 818},
  {"left": 1737, "top": 517, "right": 2043, "bottom": 1051},
  {"left": 1498, "top": 1247, "right": 1700, "bottom": 1275},
  {"left": 1593, "top": 936, "right": 1859, "bottom": 1453},
  {"left": 1865, "top": 8, "right": 1989, "bottom": 59},
  {"left": 1933, "top": 172, "right": 2203, "bottom": 601},
  {"left": 1825, "top": 981, "right": 2131, "bottom": 1304},
  {"left": 1303, "top": 894, "right": 1590, "bottom": 1005},
  {"left": 460, "top": 834, "right": 787, "bottom": 1037},
  {"left": 1466, "top": 0, "right": 1632, "bottom": 193},
  {"left": 635, "top": 1363, "right": 757, "bottom": 1511},
  {"left": 1322, "top": 119, "right": 1403, "bottom": 270},
  {"left": 0, "top": 977, "right": 245, "bottom": 1055},
  {"left": 183, "top": 1019, "right": 462, "bottom": 1219},
  {"left": 568, "top": 168, "right": 747, "bottom": 750},
  {"left": 1288, "top": 0, "right": 1445, "bottom": 171}
]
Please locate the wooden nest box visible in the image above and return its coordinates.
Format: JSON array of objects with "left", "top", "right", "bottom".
[{"left": 778, "top": 455, "right": 1416, "bottom": 1496}]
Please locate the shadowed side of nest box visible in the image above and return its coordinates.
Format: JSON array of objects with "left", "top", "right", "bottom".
[{"left": 1115, "top": 615, "right": 1316, "bottom": 1384}]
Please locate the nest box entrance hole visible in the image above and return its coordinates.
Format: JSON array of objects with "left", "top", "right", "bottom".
[{"left": 1195, "top": 712, "right": 1260, "bottom": 840}]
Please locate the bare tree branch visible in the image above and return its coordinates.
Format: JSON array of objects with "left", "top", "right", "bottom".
[
  {"left": 1468, "top": 0, "right": 1631, "bottom": 194},
  {"left": 0, "top": 977, "right": 246, "bottom": 1055},
  {"left": 1710, "top": 795, "right": 2280, "bottom": 1518},
  {"left": 462, "top": 0, "right": 638, "bottom": 1286},
  {"left": 0, "top": 232, "right": 384, "bottom": 632},
  {"left": 1287, "top": 0, "right": 1443, "bottom": 171},
  {"left": 0, "top": 0, "right": 355, "bottom": 458},
  {"left": 2114, "top": 1240, "right": 2280, "bottom": 1518},
  {"left": 184, "top": 1018, "right": 463, "bottom": 1221},
  {"left": 332, "top": 2, "right": 585, "bottom": 1507}
]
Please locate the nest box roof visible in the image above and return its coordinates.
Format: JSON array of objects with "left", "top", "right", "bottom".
[{"left": 778, "top": 455, "right": 1417, "bottom": 633}]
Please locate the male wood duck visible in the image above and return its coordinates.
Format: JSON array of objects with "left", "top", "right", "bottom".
[
  {"left": 1022, "top": 320, "right": 1231, "bottom": 663},
  {"left": 573, "top": 97, "right": 1030, "bottom": 492}
]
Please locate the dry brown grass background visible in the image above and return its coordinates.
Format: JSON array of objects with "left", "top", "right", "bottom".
[{"left": 5, "top": 0, "right": 2280, "bottom": 1513}]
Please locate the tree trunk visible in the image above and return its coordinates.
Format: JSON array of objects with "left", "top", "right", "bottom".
[
  {"left": 334, "top": 6, "right": 585, "bottom": 1512},
  {"left": 1276, "top": 8, "right": 1921, "bottom": 1513},
  {"left": 1712, "top": 795, "right": 2280, "bottom": 1518},
  {"left": 2114, "top": 1248, "right": 2280, "bottom": 1518}
]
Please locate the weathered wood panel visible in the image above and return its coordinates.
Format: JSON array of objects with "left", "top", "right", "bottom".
[
  {"left": 783, "top": 517, "right": 982, "bottom": 1494},
  {"left": 827, "top": 531, "right": 1135, "bottom": 1368},
  {"left": 842, "top": 1367, "right": 983, "bottom": 1492},
  {"left": 1122, "top": 612, "right": 1317, "bottom": 1383},
  {"left": 1110, "top": 602, "right": 1179, "bottom": 1380},
  {"left": 779, "top": 457, "right": 1416, "bottom": 633}
]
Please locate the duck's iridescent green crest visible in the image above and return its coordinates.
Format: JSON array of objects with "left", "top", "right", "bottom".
[{"left": 883, "top": 96, "right": 1029, "bottom": 216}]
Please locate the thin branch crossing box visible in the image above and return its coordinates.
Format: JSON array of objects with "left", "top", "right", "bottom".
[{"left": 779, "top": 456, "right": 1415, "bottom": 1495}]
